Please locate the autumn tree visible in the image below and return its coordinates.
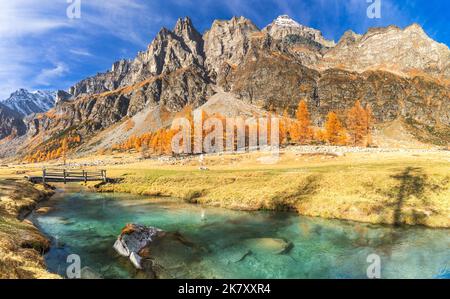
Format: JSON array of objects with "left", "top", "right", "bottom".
[
  {"left": 314, "top": 129, "right": 327, "bottom": 144},
  {"left": 150, "top": 129, "right": 173, "bottom": 155},
  {"left": 291, "top": 100, "right": 313, "bottom": 144},
  {"left": 324, "top": 112, "right": 347, "bottom": 145},
  {"left": 347, "top": 101, "right": 369, "bottom": 146},
  {"left": 279, "top": 109, "right": 290, "bottom": 145},
  {"left": 134, "top": 136, "right": 142, "bottom": 151},
  {"left": 61, "top": 138, "right": 68, "bottom": 165}
]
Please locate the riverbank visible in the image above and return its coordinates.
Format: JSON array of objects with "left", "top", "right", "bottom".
[
  {"left": 0, "top": 179, "right": 60, "bottom": 279},
  {"left": 95, "top": 150, "right": 450, "bottom": 228}
]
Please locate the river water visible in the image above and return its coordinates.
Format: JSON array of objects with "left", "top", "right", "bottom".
[{"left": 30, "top": 187, "right": 449, "bottom": 279}]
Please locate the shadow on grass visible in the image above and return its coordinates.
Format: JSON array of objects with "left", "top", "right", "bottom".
[
  {"left": 271, "top": 175, "right": 321, "bottom": 211},
  {"left": 382, "top": 167, "right": 448, "bottom": 227}
]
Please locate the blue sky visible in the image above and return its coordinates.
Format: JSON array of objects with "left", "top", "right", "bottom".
[{"left": 0, "top": 0, "right": 448, "bottom": 99}]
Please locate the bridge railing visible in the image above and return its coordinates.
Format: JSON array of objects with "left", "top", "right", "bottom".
[{"left": 42, "top": 168, "right": 106, "bottom": 184}]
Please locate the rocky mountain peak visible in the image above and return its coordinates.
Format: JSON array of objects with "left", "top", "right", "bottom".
[
  {"left": 403, "top": 23, "right": 430, "bottom": 39},
  {"left": 173, "top": 17, "right": 196, "bottom": 35},
  {"left": 69, "top": 17, "right": 208, "bottom": 98},
  {"left": 204, "top": 16, "right": 260, "bottom": 78},
  {"left": 405, "top": 23, "right": 425, "bottom": 33},
  {"left": 337, "top": 30, "right": 362, "bottom": 45},
  {"left": 263, "top": 15, "right": 335, "bottom": 48},
  {"left": 273, "top": 15, "right": 302, "bottom": 28},
  {"left": 210, "top": 16, "right": 259, "bottom": 33},
  {"left": 12, "top": 88, "right": 28, "bottom": 96},
  {"left": 155, "top": 27, "right": 173, "bottom": 40},
  {"left": 2, "top": 89, "right": 55, "bottom": 117},
  {"left": 172, "top": 17, "right": 204, "bottom": 60}
]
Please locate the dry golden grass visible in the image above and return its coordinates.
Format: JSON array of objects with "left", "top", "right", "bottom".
[{"left": 0, "top": 179, "right": 59, "bottom": 279}]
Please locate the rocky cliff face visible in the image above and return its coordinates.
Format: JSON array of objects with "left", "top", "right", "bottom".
[
  {"left": 224, "top": 50, "right": 449, "bottom": 128},
  {"left": 1, "top": 15, "right": 449, "bottom": 157},
  {"left": 0, "top": 103, "right": 26, "bottom": 140},
  {"left": 204, "top": 16, "right": 260, "bottom": 79},
  {"left": 318, "top": 24, "right": 450, "bottom": 79}
]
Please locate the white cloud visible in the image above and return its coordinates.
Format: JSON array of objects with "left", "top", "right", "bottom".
[
  {"left": 0, "top": 1, "right": 70, "bottom": 38},
  {"left": 69, "top": 49, "right": 93, "bottom": 57},
  {"left": 35, "top": 63, "right": 69, "bottom": 86}
]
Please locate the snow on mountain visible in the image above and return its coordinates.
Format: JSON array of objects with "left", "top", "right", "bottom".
[
  {"left": 263, "top": 15, "right": 336, "bottom": 48},
  {"left": 1, "top": 88, "right": 56, "bottom": 116},
  {"left": 273, "top": 15, "right": 302, "bottom": 28}
]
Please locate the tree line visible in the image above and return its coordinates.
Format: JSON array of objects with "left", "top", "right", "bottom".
[
  {"left": 112, "top": 100, "right": 374, "bottom": 157},
  {"left": 23, "top": 135, "right": 80, "bottom": 163},
  {"left": 281, "top": 100, "right": 373, "bottom": 147},
  {"left": 23, "top": 100, "right": 374, "bottom": 163}
]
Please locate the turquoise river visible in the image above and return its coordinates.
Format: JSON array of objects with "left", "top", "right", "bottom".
[{"left": 30, "top": 186, "right": 449, "bottom": 279}]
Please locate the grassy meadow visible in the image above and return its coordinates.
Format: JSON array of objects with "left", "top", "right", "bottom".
[{"left": 93, "top": 150, "right": 450, "bottom": 228}]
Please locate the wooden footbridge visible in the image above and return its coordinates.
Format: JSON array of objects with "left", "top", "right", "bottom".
[{"left": 28, "top": 168, "right": 107, "bottom": 184}]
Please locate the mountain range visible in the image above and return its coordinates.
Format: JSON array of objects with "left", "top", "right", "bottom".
[
  {"left": 0, "top": 15, "right": 449, "bottom": 158},
  {"left": 1, "top": 89, "right": 56, "bottom": 117}
]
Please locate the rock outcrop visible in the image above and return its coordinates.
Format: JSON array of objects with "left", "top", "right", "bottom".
[
  {"left": 0, "top": 103, "right": 26, "bottom": 140},
  {"left": 55, "top": 90, "right": 73, "bottom": 105}
]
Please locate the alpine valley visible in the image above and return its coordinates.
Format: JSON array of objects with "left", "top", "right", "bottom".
[{"left": 1, "top": 14, "right": 450, "bottom": 280}]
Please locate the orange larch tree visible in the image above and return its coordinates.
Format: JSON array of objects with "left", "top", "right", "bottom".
[
  {"left": 347, "top": 100, "right": 368, "bottom": 146},
  {"left": 324, "top": 112, "right": 347, "bottom": 145},
  {"left": 292, "top": 100, "right": 313, "bottom": 144},
  {"left": 279, "top": 109, "right": 290, "bottom": 145},
  {"left": 365, "top": 104, "right": 374, "bottom": 147},
  {"left": 61, "top": 138, "right": 68, "bottom": 165}
]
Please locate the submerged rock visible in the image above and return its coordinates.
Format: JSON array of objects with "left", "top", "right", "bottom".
[
  {"left": 242, "top": 238, "right": 293, "bottom": 255},
  {"left": 225, "top": 249, "right": 252, "bottom": 264},
  {"left": 81, "top": 267, "right": 102, "bottom": 279},
  {"left": 141, "top": 232, "right": 202, "bottom": 279}
]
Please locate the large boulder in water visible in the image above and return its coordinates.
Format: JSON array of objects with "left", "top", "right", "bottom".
[
  {"left": 113, "top": 224, "right": 201, "bottom": 278},
  {"left": 113, "top": 224, "right": 163, "bottom": 269}
]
